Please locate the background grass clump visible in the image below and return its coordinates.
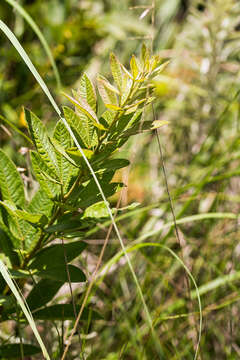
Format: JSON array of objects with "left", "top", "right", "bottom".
[{"left": 1, "top": 0, "right": 240, "bottom": 359}]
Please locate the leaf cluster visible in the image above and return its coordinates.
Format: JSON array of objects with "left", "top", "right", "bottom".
[{"left": 0, "top": 46, "right": 166, "bottom": 357}]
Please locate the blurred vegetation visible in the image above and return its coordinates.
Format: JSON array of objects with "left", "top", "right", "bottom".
[{"left": 1, "top": 0, "right": 240, "bottom": 359}]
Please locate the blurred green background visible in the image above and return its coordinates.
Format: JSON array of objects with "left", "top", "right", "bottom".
[{"left": 2, "top": 0, "right": 240, "bottom": 359}]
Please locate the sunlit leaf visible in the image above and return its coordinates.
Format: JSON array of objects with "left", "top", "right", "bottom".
[
  {"left": 78, "top": 73, "right": 97, "bottom": 112},
  {"left": 141, "top": 43, "right": 150, "bottom": 71},
  {"left": 130, "top": 55, "right": 139, "bottom": 79},
  {"left": 97, "top": 74, "right": 119, "bottom": 107},
  {"left": 151, "top": 120, "right": 169, "bottom": 129},
  {"left": 83, "top": 201, "right": 109, "bottom": 219},
  {"left": 110, "top": 52, "right": 123, "bottom": 91},
  {"left": 0, "top": 200, "right": 41, "bottom": 250},
  {"left": 30, "top": 151, "right": 60, "bottom": 199},
  {"left": 63, "top": 92, "right": 105, "bottom": 130},
  {"left": 24, "top": 108, "right": 59, "bottom": 176},
  {"left": 0, "top": 150, "right": 25, "bottom": 208}
]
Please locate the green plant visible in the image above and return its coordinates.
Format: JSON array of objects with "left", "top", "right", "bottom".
[{"left": 0, "top": 45, "right": 167, "bottom": 359}]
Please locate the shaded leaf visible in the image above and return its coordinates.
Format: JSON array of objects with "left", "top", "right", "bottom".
[
  {"left": 28, "top": 188, "right": 53, "bottom": 218},
  {"left": 121, "top": 120, "right": 156, "bottom": 137},
  {"left": 33, "top": 304, "right": 101, "bottom": 320},
  {"left": 38, "top": 264, "right": 86, "bottom": 283},
  {"left": 0, "top": 344, "right": 41, "bottom": 358},
  {"left": 0, "top": 207, "right": 20, "bottom": 251},
  {"left": 9, "top": 269, "right": 36, "bottom": 278},
  {"left": 29, "top": 240, "right": 86, "bottom": 270},
  {"left": 0, "top": 229, "right": 19, "bottom": 266},
  {"left": 44, "top": 220, "right": 84, "bottom": 234},
  {"left": 76, "top": 179, "right": 124, "bottom": 209},
  {"left": 93, "top": 158, "right": 130, "bottom": 173},
  {"left": 27, "top": 279, "right": 63, "bottom": 311}
]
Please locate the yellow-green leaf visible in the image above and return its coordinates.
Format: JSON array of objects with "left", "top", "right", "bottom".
[
  {"left": 110, "top": 52, "right": 123, "bottom": 91},
  {"left": 130, "top": 55, "right": 139, "bottom": 79},
  {"left": 63, "top": 93, "right": 105, "bottom": 131},
  {"left": 78, "top": 73, "right": 97, "bottom": 112},
  {"left": 105, "top": 104, "right": 122, "bottom": 111},
  {"left": 97, "top": 74, "right": 119, "bottom": 107},
  {"left": 151, "top": 120, "right": 169, "bottom": 130}
]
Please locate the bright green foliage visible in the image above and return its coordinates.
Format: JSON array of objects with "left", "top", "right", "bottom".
[{"left": 0, "top": 46, "right": 166, "bottom": 358}]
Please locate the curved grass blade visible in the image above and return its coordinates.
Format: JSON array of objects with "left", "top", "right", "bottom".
[
  {"left": 87, "top": 208, "right": 238, "bottom": 238},
  {"left": 4, "top": 0, "right": 61, "bottom": 90},
  {"left": 0, "top": 260, "right": 50, "bottom": 360}
]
